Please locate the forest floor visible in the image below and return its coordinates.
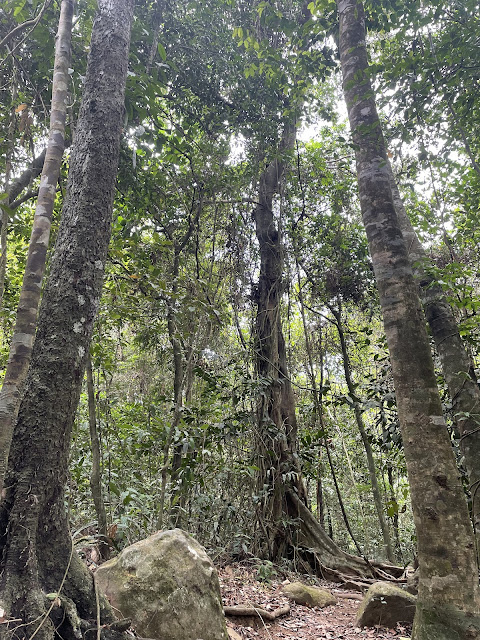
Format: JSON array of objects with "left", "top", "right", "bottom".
[{"left": 219, "top": 563, "right": 412, "bottom": 640}]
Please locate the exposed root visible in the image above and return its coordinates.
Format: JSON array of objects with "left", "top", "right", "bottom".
[
  {"left": 224, "top": 604, "right": 290, "bottom": 622},
  {"left": 288, "top": 491, "right": 404, "bottom": 588},
  {"left": 333, "top": 591, "right": 363, "bottom": 601}
]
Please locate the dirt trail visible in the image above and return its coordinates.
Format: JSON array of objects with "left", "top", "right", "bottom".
[{"left": 219, "top": 564, "right": 411, "bottom": 640}]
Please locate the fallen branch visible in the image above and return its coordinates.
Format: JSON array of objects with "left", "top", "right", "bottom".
[
  {"left": 224, "top": 604, "right": 290, "bottom": 622},
  {"left": 333, "top": 591, "right": 363, "bottom": 601}
]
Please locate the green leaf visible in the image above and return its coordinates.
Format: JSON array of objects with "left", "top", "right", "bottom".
[{"left": 157, "top": 43, "right": 167, "bottom": 61}]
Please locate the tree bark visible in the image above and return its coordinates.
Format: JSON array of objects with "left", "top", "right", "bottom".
[
  {"left": 7, "top": 148, "right": 47, "bottom": 205},
  {"left": 0, "top": 57, "right": 19, "bottom": 308},
  {"left": 387, "top": 464, "right": 403, "bottom": 561},
  {"left": 159, "top": 214, "right": 201, "bottom": 528},
  {"left": 0, "top": 0, "right": 74, "bottom": 497},
  {"left": 389, "top": 165, "right": 480, "bottom": 560},
  {"left": 0, "top": 0, "right": 134, "bottom": 637},
  {"left": 337, "top": 1, "right": 480, "bottom": 637}
]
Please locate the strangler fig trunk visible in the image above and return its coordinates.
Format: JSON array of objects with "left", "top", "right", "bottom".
[{"left": 252, "top": 120, "right": 309, "bottom": 559}]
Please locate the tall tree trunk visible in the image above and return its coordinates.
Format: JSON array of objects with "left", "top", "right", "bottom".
[
  {"left": 160, "top": 218, "right": 200, "bottom": 527},
  {"left": 0, "top": 0, "right": 74, "bottom": 497},
  {"left": 0, "top": 1, "right": 134, "bottom": 637},
  {"left": 252, "top": 120, "right": 307, "bottom": 559},
  {"left": 251, "top": 123, "right": 390, "bottom": 580},
  {"left": 389, "top": 166, "right": 480, "bottom": 560},
  {"left": 337, "top": 1, "right": 480, "bottom": 637},
  {"left": 387, "top": 464, "right": 403, "bottom": 562},
  {"left": 330, "top": 301, "right": 395, "bottom": 562},
  {"left": 166, "top": 295, "right": 185, "bottom": 527}
]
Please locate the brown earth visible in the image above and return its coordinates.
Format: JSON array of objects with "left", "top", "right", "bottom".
[{"left": 219, "top": 563, "right": 411, "bottom": 640}]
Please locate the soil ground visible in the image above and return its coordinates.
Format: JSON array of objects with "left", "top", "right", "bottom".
[{"left": 219, "top": 563, "right": 412, "bottom": 640}]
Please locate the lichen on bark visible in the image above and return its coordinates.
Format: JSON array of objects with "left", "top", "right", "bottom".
[{"left": 0, "top": 0, "right": 134, "bottom": 637}]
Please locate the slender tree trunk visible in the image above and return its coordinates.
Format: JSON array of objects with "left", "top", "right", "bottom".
[
  {"left": 0, "top": 0, "right": 74, "bottom": 497},
  {"left": 331, "top": 416, "right": 367, "bottom": 537},
  {"left": 0, "top": 1, "right": 134, "bottom": 637},
  {"left": 7, "top": 149, "right": 47, "bottom": 206},
  {"left": 166, "top": 295, "right": 185, "bottom": 526},
  {"left": 294, "top": 260, "right": 368, "bottom": 554},
  {"left": 315, "top": 325, "right": 327, "bottom": 530},
  {"left": 0, "top": 57, "right": 18, "bottom": 308},
  {"left": 331, "top": 302, "right": 395, "bottom": 562},
  {"left": 146, "top": 0, "right": 164, "bottom": 74},
  {"left": 86, "top": 352, "right": 109, "bottom": 561},
  {"left": 159, "top": 298, "right": 201, "bottom": 529},
  {"left": 389, "top": 166, "right": 480, "bottom": 560},
  {"left": 337, "top": 1, "right": 480, "bottom": 637},
  {"left": 316, "top": 462, "right": 325, "bottom": 527},
  {"left": 387, "top": 465, "right": 403, "bottom": 562}
]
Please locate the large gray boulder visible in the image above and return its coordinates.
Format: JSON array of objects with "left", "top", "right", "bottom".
[
  {"left": 356, "top": 581, "right": 416, "bottom": 628},
  {"left": 95, "top": 529, "right": 228, "bottom": 640}
]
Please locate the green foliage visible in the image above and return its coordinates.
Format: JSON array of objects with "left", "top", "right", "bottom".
[
  {"left": 255, "top": 559, "right": 277, "bottom": 583},
  {"left": 4, "top": 0, "right": 475, "bottom": 568}
]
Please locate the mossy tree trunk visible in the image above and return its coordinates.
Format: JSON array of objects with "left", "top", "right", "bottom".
[
  {"left": 337, "top": 0, "right": 480, "bottom": 637},
  {"left": 389, "top": 166, "right": 480, "bottom": 562},
  {"left": 0, "top": 0, "right": 134, "bottom": 637}
]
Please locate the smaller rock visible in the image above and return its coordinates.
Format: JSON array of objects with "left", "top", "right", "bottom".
[
  {"left": 356, "top": 581, "right": 416, "bottom": 629},
  {"left": 282, "top": 582, "right": 337, "bottom": 608}
]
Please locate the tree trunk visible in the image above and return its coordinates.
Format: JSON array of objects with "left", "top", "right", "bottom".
[
  {"left": 389, "top": 165, "right": 480, "bottom": 560},
  {"left": 337, "top": 1, "right": 480, "bottom": 637},
  {"left": 331, "top": 302, "right": 395, "bottom": 562},
  {"left": 86, "top": 353, "right": 109, "bottom": 561},
  {"left": 0, "top": 0, "right": 74, "bottom": 497},
  {"left": 252, "top": 120, "right": 307, "bottom": 559},
  {"left": 0, "top": 57, "right": 19, "bottom": 308},
  {"left": 251, "top": 110, "right": 403, "bottom": 578},
  {"left": 387, "top": 464, "right": 403, "bottom": 562},
  {"left": 0, "top": 0, "right": 134, "bottom": 637},
  {"left": 251, "top": 124, "right": 388, "bottom": 580}
]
